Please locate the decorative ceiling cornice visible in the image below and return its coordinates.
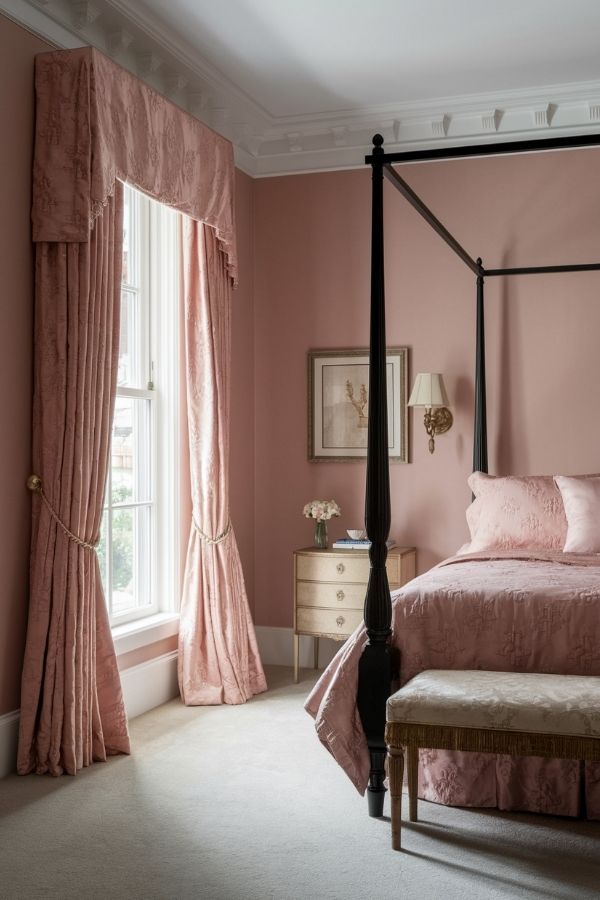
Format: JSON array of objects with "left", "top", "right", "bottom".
[{"left": 4, "top": 0, "right": 600, "bottom": 177}]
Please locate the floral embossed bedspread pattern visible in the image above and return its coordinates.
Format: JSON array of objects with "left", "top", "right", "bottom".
[{"left": 304, "top": 551, "right": 600, "bottom": 818}]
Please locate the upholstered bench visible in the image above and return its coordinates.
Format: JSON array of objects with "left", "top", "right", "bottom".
[{"left": 385, "top": 669, "right": 600, "bottom": 851}]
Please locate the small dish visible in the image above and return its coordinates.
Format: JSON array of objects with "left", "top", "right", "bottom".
[{"left": 347, "top": 529, "right": 367, "bottom": 540}]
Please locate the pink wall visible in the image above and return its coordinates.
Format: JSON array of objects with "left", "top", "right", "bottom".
[
  {"left": 0, "top": 16, "right": 51, "bottom": 715},
  {"left": 253, "top": 151, "right": 600, "bottom": 629},
  {"left": 230, "top": 169, "right": 256, "bottom": 612}
]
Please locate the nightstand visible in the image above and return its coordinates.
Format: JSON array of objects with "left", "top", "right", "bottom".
[{"left": 293, "top": 545, "right": 416, "bottom": 683}]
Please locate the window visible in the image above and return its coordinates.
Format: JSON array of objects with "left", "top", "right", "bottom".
[{"left": 98, "top": 184, "right": 180, "bottom": 628}]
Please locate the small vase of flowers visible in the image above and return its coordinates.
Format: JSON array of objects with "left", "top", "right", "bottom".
[{"left": 303, "top": 499, "right": 341, "bottom": 549}]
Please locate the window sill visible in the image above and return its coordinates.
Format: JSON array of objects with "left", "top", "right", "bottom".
[{"left": 112, "top": 612, "right": 180, "bottom": 656}]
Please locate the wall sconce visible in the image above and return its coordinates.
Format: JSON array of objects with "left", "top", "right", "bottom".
[{"left": 408, "top": 373, "right": 453, "bottom": 453}]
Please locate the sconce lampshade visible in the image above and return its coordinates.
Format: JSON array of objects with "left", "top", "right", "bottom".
[{"left": 408, "top": 373, "right": 449, "bottom": 409}]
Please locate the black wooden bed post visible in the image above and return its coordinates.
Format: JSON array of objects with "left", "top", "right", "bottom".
[
  {"left": 355, "top": 129, "right": 600, "bottom": 820},
  {"left": 357, "top": 134, "right": 393, "bottom": 818},
  {"left": 473, "top": 260, "right": 488, "bottom": 474}
]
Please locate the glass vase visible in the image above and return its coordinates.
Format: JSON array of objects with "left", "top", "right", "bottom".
[{"left": 314, "top": 520, "right": 328, "bottom": 549}]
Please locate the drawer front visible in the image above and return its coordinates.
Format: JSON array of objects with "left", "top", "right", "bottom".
[
  {"left": 297, "top": 606, "right": 363, "bottom": 638},
  {"left": 296, "top": 552, "right": 410, "bottom": 585},
  {"left": 296, "top": 580, "right": 366, "bottom": 610}
]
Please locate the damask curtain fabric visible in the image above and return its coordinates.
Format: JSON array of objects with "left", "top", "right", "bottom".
[
  {"left": 18, "top": 188, "right": 130, "bottom": 775},
  {"left": 21, "top": 46, "right": 255, "bottom": 775},
  {"left": 32, "top": 48, "right": 237, "bottom": 281},
  {"left": 178, "top": 220, "right": 266, "bottom": 705}
]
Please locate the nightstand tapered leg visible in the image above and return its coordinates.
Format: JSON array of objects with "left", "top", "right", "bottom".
[
  {"left": 293, "top": 634, "right": 299, "bottom": 683},
  {"left": 314, "top": 637, "right": 319, "bottom": 669}
]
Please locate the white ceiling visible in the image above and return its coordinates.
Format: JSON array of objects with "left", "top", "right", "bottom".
[
  {"left": 128, "top": 0, "right": 600, "bottom": 117},
  {"left": 4, "top": 0, "right": 600, "bottom": 175}
]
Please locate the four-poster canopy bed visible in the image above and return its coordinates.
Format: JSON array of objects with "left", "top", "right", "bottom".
[{"left": 308, "top": 132, "right": 600, "bottom": 820}]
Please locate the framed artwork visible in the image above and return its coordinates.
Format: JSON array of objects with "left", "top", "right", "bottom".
[{"left": 307, "top": 347, "right": 408, "bottom": 463}]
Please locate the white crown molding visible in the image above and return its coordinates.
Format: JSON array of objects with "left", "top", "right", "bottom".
[
  {"left": 4, "top": 0, "right": 600, "bottom": 178},
  {"left": 0, "top": 0, "right": 84, "bottom": 47}
]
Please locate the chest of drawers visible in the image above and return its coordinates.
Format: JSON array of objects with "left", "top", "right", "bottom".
[{"left": 293, "top": 545, "right": 416, "bottom": 682}]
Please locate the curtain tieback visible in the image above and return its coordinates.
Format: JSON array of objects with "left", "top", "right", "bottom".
[
  {"left": 27, "top": 475, "right": 99, "bottom": 552},
  {"left": 193, "top": 515, "right": 232, "bottom": 545}
]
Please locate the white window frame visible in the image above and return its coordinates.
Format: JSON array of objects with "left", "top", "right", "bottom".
[{"left": 106, "top": 184, "right": 181, "bottom": 648}]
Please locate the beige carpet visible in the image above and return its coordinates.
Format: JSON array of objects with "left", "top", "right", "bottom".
[{"left": 1, "top": 666, "right": 599, "bottom": 900}]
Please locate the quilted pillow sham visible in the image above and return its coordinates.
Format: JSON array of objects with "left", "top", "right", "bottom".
[
  {"left": 554, "top": 475, "right": 600, "bottom": 553},
  {"left": 466, "top": 471, "right": 567, "bottom": 552}
]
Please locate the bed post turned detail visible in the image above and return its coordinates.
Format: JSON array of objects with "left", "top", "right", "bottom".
[
  {"left": 473, "top": 259, "right": 488, "bottom": 474},
  {"left": 357, "top": 134, "right": 393, "bottom": 819}
]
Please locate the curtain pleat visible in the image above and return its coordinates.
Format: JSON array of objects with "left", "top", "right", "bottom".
[
  {"left": 18, "top": 185, "right": 130, "bottom": 775},
  {"left": 178, "top": 220, "right": 267, "bottom": 705}
]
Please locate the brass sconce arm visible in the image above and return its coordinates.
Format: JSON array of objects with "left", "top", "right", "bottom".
[{"left": 423, "top": 406, "right": 453, "bottom": 454}]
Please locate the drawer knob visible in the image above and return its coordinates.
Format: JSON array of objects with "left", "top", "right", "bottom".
[
  {"left": 336, "top": 590, "right": 345, "bottom": 601},
  {"left": 336, "top": 563, "right": 345, "bottom": 574},
  {"left": 336, "top": 616, "right": 345, "bottom": 627}
]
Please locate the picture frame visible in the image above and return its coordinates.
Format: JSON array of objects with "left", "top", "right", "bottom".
[{"left": 307, "top": 347, "right": 408, "bottom": 463}]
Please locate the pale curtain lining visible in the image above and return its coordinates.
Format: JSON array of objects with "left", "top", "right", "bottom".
[{"left": 178, "top": 219, "right": 266, "bottom": 705}]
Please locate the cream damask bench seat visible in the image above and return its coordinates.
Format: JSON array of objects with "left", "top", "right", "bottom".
[{"left": 385, "top": 669, "right": 600, "bottom": 851}]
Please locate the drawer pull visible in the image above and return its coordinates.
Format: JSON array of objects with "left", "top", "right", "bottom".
[
  {"left": 336, "top": 616, "right": 345, "bottom": 627},
  {"left": 336, "top": 563, "right": 345, "bottom": 574},
  {"left": 336, "top": 590, "right": 345, "bottom": 601}
]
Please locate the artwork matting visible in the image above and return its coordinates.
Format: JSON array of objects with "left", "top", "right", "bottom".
[{"left": 307, "top": 347, "right": 408, "bottom": 463}]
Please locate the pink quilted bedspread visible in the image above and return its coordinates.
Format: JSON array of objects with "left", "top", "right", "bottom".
[{"left": 305, "top": 551, "right": 600, "bottom": 818}]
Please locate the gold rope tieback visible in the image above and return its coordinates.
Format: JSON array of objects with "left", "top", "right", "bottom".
[
  {"left": 192, "top": 515, "right": 232, "bottom": 545},
  {"left": 27, "top": 475, "right": 99, "bottom": 552}
]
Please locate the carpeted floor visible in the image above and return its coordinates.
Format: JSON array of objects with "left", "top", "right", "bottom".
[{"left": 1, "top": 666, "right": 599, "bottom": 900}]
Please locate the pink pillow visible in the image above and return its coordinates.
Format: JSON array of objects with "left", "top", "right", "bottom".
[
  {"left": 466, "top": 472, "right": 567, "bottom": 552},
  {"left": 554, "top": 475, "right": 600, "bottom": 553}
]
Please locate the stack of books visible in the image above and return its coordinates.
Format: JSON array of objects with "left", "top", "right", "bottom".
[{"left": 332, "top": 537, "right": 396, "bottom": 550}]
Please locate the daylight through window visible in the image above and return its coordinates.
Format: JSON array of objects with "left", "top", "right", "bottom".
[{"left": 98, "top": 184, "right": 180, "bottom": 627}]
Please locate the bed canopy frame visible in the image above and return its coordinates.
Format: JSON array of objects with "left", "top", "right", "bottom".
[{"left": 359, "top": 131, "right": 600, "bottom": 818}]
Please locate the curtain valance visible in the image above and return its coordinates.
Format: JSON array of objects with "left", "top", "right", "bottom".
[{"left": 32, "top": 47, "right": 237, "bottom": 282}]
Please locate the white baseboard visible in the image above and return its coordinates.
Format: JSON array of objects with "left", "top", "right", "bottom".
[
  {"left": 255, "top": 625, "right": 340, "bottom": 669},
  {"left": 0, "top": 651, "right": 180, "bottom": 778},
  {"left": 0, "top": 710, "right": 20, "bottom": 778},
  {"left": 120, "top": 650, "right": 179, "bottom": 721}
]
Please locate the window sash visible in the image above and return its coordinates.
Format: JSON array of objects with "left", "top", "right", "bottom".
[{"left": 102, "top": 183, "right": 180, "bottom": 630}]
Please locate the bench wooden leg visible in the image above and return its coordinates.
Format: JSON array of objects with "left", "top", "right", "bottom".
[
  {"left": 387, "top": 746, "right": 404, "bottom": 851},
  {"left": 407, "top": 745, "right": 418, "bottom": 822}
]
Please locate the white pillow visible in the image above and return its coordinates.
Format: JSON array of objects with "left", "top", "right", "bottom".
[{"left": 554, "top": 475, "right": 600, "bottom": 553}]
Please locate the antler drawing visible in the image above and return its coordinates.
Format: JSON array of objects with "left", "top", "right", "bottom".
[{"left": 346, "top": 380, "right": 368, "bottom": 425}]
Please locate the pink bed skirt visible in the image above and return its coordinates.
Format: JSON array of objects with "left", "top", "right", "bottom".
[{"left": 305, "top": 551, "right": 600, "bottom": 818}]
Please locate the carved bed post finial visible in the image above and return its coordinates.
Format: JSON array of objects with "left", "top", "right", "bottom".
[{"left": 372, "top": 133, "right": 384, "bottom": 153}]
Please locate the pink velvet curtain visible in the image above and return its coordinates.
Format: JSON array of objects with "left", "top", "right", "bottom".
[
  {"left": 21, "top": 46, "right": 262, "bottom": 774},
  {"left": 18, "top": 187, "right": 130, "bottom": 775},
  {"left": 178, "top": 220, "right": 267, "bottom": 705}
]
